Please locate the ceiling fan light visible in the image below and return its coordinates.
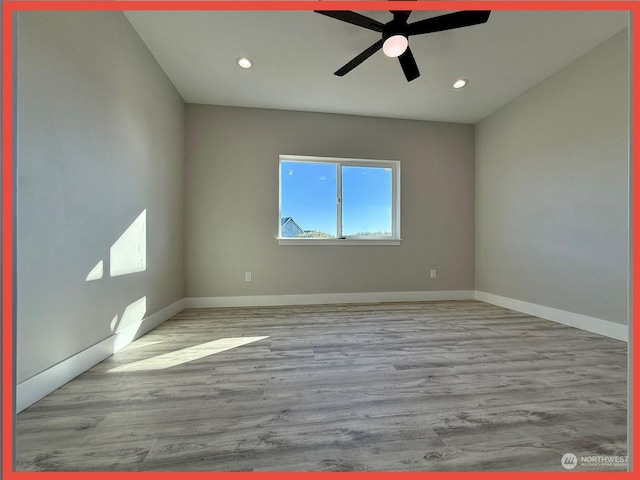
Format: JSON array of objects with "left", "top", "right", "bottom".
[{"left": 382, "top": 35, "right": 408, "bottom": 58}]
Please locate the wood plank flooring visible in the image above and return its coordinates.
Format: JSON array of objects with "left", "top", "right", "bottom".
[{"left": 16, "top": 300, "right": 628, "bottom": 472}]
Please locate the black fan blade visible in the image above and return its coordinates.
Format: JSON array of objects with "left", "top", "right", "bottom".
[
  {"left": 315, "top": 11, "right": 384, "bottom": 32},
  {"left": 407, "top": 11, "right": 491, "bottom": 36},
  {"left": 334, "top": 39, "right": 384, "bottom": 76},
  {"left": 398, "top": 46, "right": 420, "bottom": 82}
]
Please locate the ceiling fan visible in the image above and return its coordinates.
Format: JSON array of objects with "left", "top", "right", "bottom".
[{"left": 315, "top": 10, "right": 491, "bottom": 82}]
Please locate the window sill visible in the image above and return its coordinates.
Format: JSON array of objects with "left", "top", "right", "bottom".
[{"left": 277, "top": 238, "right": 402, "bottom": 246}]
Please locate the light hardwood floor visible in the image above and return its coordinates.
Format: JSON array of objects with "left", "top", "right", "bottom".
[{"left": 16, "top": 300, "right": 628, "bottom": 472}]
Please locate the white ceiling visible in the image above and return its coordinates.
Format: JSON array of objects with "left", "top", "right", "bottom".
[{"left": 124, "top": 9, "right": 628, "bottom": 124}]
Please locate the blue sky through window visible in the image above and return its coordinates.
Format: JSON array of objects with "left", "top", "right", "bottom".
[
  {"left": 280, "top": 161, "right": 392, "bottom": 237},
  {"left": 342, "top": 166, "right": 392, "bottom": 235}
]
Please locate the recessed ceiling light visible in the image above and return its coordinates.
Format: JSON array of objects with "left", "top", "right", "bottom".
[
  {"left": 452, "top": 78, "right": 468, "bottom": 89},
  {"left": 237, "top": 57, "right": 252, "bottom": 69}
]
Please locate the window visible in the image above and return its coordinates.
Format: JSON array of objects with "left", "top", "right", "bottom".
[{"left": 278, "top": 155, "right": 401, "bottom": 245}]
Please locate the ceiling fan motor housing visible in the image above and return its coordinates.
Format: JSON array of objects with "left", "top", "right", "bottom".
[{"left": 382, "top": 18, "right": 409, "bottom": 42}]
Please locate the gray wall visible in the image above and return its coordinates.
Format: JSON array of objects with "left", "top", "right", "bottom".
[
  {"left": 475, "top": 30, "right": 629, "bottom": 324},
  {"left": 185, "top": 105, "right": 475, "bottom": 297},
  {"left": 16, "top": 11, "right": 185, "bottom": 382}
]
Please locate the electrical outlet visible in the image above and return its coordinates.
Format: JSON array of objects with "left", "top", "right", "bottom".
[
  {"left": 430, "top": 269, "right": 437, "bottom": 279},
  {"left": 245, "top": 271, "right": 252, "bottom": 282}
]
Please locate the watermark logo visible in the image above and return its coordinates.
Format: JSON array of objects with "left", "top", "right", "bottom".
[
  {"left": 561, "top": 453, "right": 578, "bottom": 470},
  {"left": 561, "top": 452, "right": 628, "bottom": 470}
]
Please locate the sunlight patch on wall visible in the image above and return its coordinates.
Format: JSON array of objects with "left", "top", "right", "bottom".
[
  {"left": 85, "top": 260, "right": 104, "bottom": 282},
  {"left": 110, "top": 209, "right": 146, "bottom": 277},
  {"left": 108, "top": 336, "right": 269, "bottom": 372},
  {"left": 110, "top": 314, "right": 119, "bottom": 331},
  {"left": 112, "top": 296, "right": 147, "bottom": 333}
]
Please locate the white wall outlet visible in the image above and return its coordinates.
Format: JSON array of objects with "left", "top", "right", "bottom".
[
  {"left": 430, "top": 269, "right": 437, "bottom": 279},
  {"left": 244, "top": 271, "right": 252, "bottom": 282}
]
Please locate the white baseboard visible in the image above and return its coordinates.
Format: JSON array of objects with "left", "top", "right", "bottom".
[
  {"left": 186, "top": 290, "right": 476, "bottom": 308},
  {"left": 474, "top": 291, "right": 628, "bottom": 342},
  {"left": 16, "top": 298, "right": 187, "bottom": 413}
]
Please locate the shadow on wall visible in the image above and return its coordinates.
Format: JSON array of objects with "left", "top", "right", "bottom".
[{"left": 83, "top": 209, "right": 148, "bottom": 337}]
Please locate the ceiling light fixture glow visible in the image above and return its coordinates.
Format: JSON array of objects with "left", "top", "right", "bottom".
[
  {"left": 237, "top": 57, "right": 252, "bottom": 69},
  {"left": 452, "top": 78, "right": 468, "bottom": 89},
  {"left": 382, "top": 35, "right": 408, "bottom": 58}
]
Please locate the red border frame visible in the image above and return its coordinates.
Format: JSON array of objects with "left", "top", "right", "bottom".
[
  {"left": 0, "top": 1, "right": 638, "bottom": 9},
  {"left": 1, "top": 1, "right": 637, "bottom": 479}
]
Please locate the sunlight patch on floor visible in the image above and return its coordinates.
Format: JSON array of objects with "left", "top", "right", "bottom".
[
  {"left": 107, "top": 336, "right": 269, "bottom": 372},
  {"left": 119, "top": 340, "right": 164, "bottom": 352}
]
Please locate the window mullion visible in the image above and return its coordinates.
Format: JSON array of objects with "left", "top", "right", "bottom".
[
  {"left": 337, "top": 163, "right": 343, "bottom": 238},
  {"left": 391, "top": 165, "right": 396, "bottom": 238}
]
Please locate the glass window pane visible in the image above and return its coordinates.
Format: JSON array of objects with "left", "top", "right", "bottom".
[
  {"left": 280, "top": 161, "right": 337, "bottom": 238},
  {"left": 342, "top": 166, "right": 393, "bottom": 237}
]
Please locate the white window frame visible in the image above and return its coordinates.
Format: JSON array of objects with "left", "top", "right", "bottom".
[{"left": 278, "top": 155, "right": 401, "bottom": 246}]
